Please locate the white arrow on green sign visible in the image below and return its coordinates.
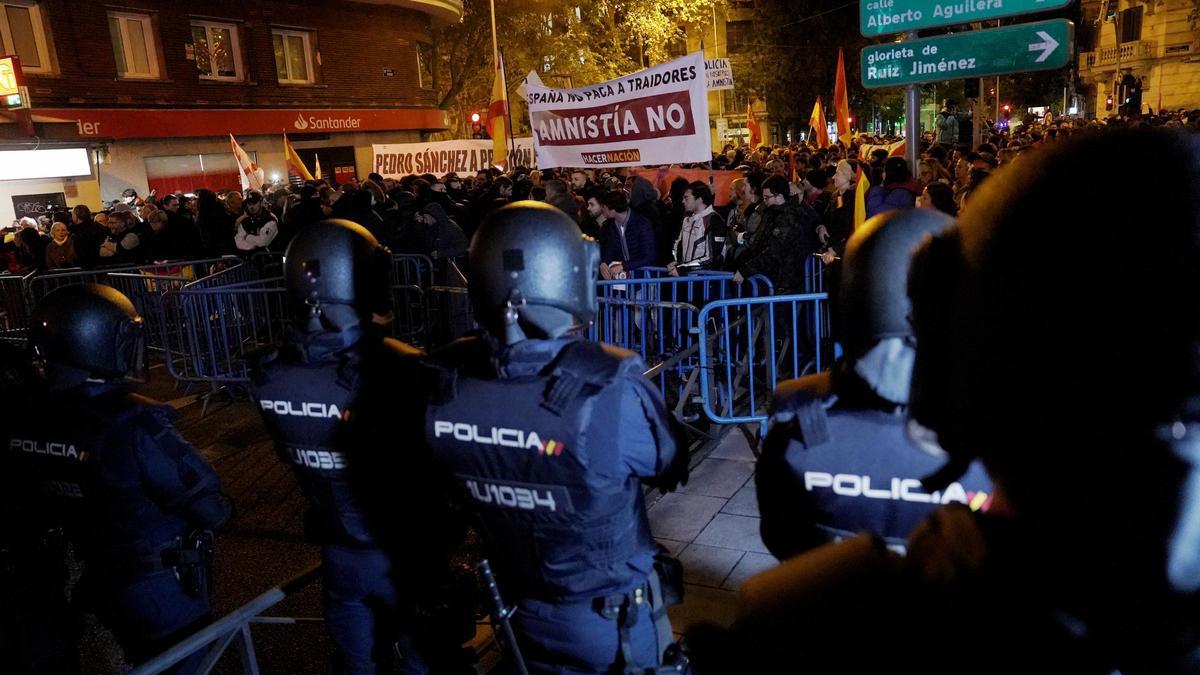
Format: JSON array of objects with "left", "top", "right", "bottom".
[
  {"left": 861, "top": 19, "right": 1074, "bottom": 89},
  {"left": 861, "top": 0, "right": 1075, "bottom": 37}
]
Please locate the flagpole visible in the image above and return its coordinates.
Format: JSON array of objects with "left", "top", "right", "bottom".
[
  {"left": 502, "top": 48, "right": 516, "bottom": 163},
  {"left": 489, "top": 0, "right": 499, "bottom": 66}
]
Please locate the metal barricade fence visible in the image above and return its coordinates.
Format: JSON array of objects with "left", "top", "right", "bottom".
[
  {"left": 27, "top": 257, "right": 242, "bottom": 302},
  {"left": 0, "top": 270, "right": 34, "bottom": 344},
  {"left": 129, "top": 563, "right": 323, "bottom": 675},
  {"left": 163, "top": 277, "right": 290, "bottom": 392},
  {"left": 391, "top": 253, "right": 435, "bottom": 345},
  {"left": 592, "top": 273, "right": 774, "bottom": 422},
  {"left": 697, "top": 293, "right": 830, "bottom": 434}
]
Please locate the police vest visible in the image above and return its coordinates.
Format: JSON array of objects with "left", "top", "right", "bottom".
[
  {"left": 427, "top": 338, "right": 655, "bottom": 603},
  {"left": 251, "top": 337, "right": 423, "bottom": 548},
  {"left": 5, "top": 389, "right": 196, "bottom": 569},
  {"left": 759, "top": 378, "right": 993, "bottom": 556}
]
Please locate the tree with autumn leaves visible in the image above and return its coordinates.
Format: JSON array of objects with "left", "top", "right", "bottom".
[{"left": 434, "top": 0, "right": 718, "bottom": 139}]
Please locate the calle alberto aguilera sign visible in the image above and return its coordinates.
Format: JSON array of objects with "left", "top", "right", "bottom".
[{"left": 861, "top": 0, "right": 1074, "bottom": 36}]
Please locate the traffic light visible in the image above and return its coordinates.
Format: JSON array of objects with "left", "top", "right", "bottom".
[
  {"left": 470, "top": 112, "right": 484, "bottom": 139},
  {"left": 848, "top": 115, "right": 855, "bottom": 128},
  {"left": 1002, "top": 103, "right": 1012, "bottom": 119},
  {"left": 1106, "top": 94, "right": 1115, "bottom": 111}
]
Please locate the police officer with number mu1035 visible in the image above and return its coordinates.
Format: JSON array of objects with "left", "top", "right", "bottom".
[
  {"left": 426, "top": 201, "right": 691, "bottom": 674},
  {"left": 248, "top": 219, "right": 471, "bottom": 675},
  {"left": 1, "top": 284, "right": 232, "bottom": 675}
]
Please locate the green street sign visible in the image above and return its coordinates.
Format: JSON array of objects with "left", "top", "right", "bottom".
[
  {"left": 861, "top": 0, "right": 1075, "bottom": 37},
  {"left": 861, "top": 19, "right": 1074, "bottom": 89}
]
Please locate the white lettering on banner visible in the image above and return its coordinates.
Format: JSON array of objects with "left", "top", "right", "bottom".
[
  {"left": 371, "top": 138, "right": 536, "bottom": 179},
  {"left": 526, "top": 51, "right": 711, "bottom": 169}
]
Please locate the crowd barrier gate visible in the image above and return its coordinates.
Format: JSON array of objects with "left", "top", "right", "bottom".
[{"left": 697, "top": 293, "right": 830, "bottom": 436}]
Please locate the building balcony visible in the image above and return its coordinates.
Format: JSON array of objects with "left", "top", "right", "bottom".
[
  {"left": 1079, "top": 39, "right": 1157, "bottom": 72},
  {"left": 352, "top": 0, "right": 463, "bottom": 25}
]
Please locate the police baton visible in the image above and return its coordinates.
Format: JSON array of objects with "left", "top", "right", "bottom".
[{"left": 476, "top": 559, "right": 529, "bottom": 675}]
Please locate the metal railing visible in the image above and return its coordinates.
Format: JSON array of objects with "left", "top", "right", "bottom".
[
  {"left": 129, "top": 563, "right": 323, "bottom": 675},
  {"left": 698, "top": 293, "right": 830, "bottom": 433}
]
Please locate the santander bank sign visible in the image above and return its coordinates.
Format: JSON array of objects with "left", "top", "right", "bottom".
[{"left": 293, "top": 112, "right": 362, "bottom": 131}]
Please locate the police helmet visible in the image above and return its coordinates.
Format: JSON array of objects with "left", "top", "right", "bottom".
[
  {"left": 468, "top": 201, "right": 599, "bottom": 345},
  {"left": 284, "top": 219, "right": 392, "bottom": 333},
  {"left": 837, "top": 208, "right": 956, "bottom": 361},
  {"left": 906, "top": 128, "right": 1200, "bottom": 591},
  {"left": 30, "top": 284, "right": 144, "bottom": 388}
]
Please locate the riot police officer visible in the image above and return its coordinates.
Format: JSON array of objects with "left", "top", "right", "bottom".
[
  {"left": 249, "top": 219, "right": 467, "bottom": 675},
  {"left": 756, "top": 208, "right": 991, "bottom": 558},
  {"left": 426, "top": 201, "right": 688, "bottom": 674},
  {"left": 3, "top": 284, "right": 232, "bottom": 674},
  {"left": 690, "top": 127, "right": 1200, "bottom": 674}
]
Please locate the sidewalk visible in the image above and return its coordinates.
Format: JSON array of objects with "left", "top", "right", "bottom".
[{"left": 648, "top": 429, "right": 777, "bottom": 635}]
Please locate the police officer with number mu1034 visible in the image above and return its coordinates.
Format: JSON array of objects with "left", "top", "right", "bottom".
[
  {"left": 248, "top": 219, "right": 471, "bottom": 675},
  {"left": 1, "top": 284, "right": 232, "bottom": 675},
  {"left": 426, "top": 201, "right": 690, "bottom": 674}
]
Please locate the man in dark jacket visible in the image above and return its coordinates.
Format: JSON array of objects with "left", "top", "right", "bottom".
[
  {"left": 543, "top": 179, "right": 581, "bottom": 220},
  {"left": 68, "top": 205, "right": 107, "bottom": 269},
  {"left": 159, "top": 194, "right": 204, "bottom": 259},
  {"left": 597, "top": 189, "right": 657, "bottom": 279},
  {"left": 732, "top": 175, "right": 820, "bottom": 292},
  {"left": 865, "top": 157, "right": 922, "bottom": 219}
]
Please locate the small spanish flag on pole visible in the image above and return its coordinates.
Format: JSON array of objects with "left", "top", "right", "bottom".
[
  {"left": 283, "top": 132, "right": 314, "bottom": 181},
  {"left": 809, "top": 98, "right": 830, "bottom": 149},
  {"left": 853, "top": 164, "right": 870, "bottom": 230},
  {"left": 747, "top": 102, "right": 763, "bottom": 150},
  {"left": 488, "top": 50, "right": 510, "bottom": 170}
]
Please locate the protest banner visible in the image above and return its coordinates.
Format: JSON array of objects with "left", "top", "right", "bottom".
[
  {"left": 629, "top": 167, "right": 740, "bottom": 208},
  {"left": 372, "top": 138, "right": 535, "bottom": 178},
  {"left": 705, "top": 58, "right": 735, "bottom": 91},
  {"left": 526, "top": 52, "right": 710, "bottom": 169}
]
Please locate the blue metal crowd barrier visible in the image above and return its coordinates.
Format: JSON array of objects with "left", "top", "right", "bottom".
[
  {"left": 129, "top": 563, "right": 323, "bottom": 675},
  {"left": 161, "top": 277, "right": 290, "bottom": 405},
  {"left": 0, "top": 270, "right": 33, "bottom": 344},
  {"left": 697, "top": 293, "right": 830, "bottom": 433}
]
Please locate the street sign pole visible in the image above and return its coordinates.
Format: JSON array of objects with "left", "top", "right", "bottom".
[{"left": 905, "top": 33, "right": 920, "bottom": 168}]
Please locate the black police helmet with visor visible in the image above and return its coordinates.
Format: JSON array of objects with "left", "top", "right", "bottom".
[
  {"left": 29, "top": 284, "right": 144, "bottom": 390},
  {"left": 284, "top": 219, "right": 392, "bottom": 335},
  {"left": 906, "top": 127, "right": 1200, "bottom": 596},
  {"left": 835, "top": 207, "right": 955, "bottom": 406},
  {"left": 468, "top": 201, "right": 599, "bottom": 346}
]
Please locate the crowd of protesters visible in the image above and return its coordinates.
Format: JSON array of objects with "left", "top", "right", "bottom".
[{"left": 6, "top": 106, "right": 1197, "bottom": 288}]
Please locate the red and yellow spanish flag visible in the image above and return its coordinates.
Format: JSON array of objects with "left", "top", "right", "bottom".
[
  {"left": 853, "top": 164, "right": 870, "bottom": 230},
  {"left": 487, "top": 51, "right": 509, "bottom": 170},
  {"left": 283, "top": 132, "right": 313, "bottom": 181},
  {"left": 747, "top": 103, "right": 762, "bottom": 149},
  {"left": 834, "top": 48, "right": 852, "bottom": 146},
  {"left": 809, "top": 98, "right": 830, "bottom": 148}
]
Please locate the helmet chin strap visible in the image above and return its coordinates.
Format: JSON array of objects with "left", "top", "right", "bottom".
[{"left": 502, "top": 289, "right": 529, "bottom": 346}]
